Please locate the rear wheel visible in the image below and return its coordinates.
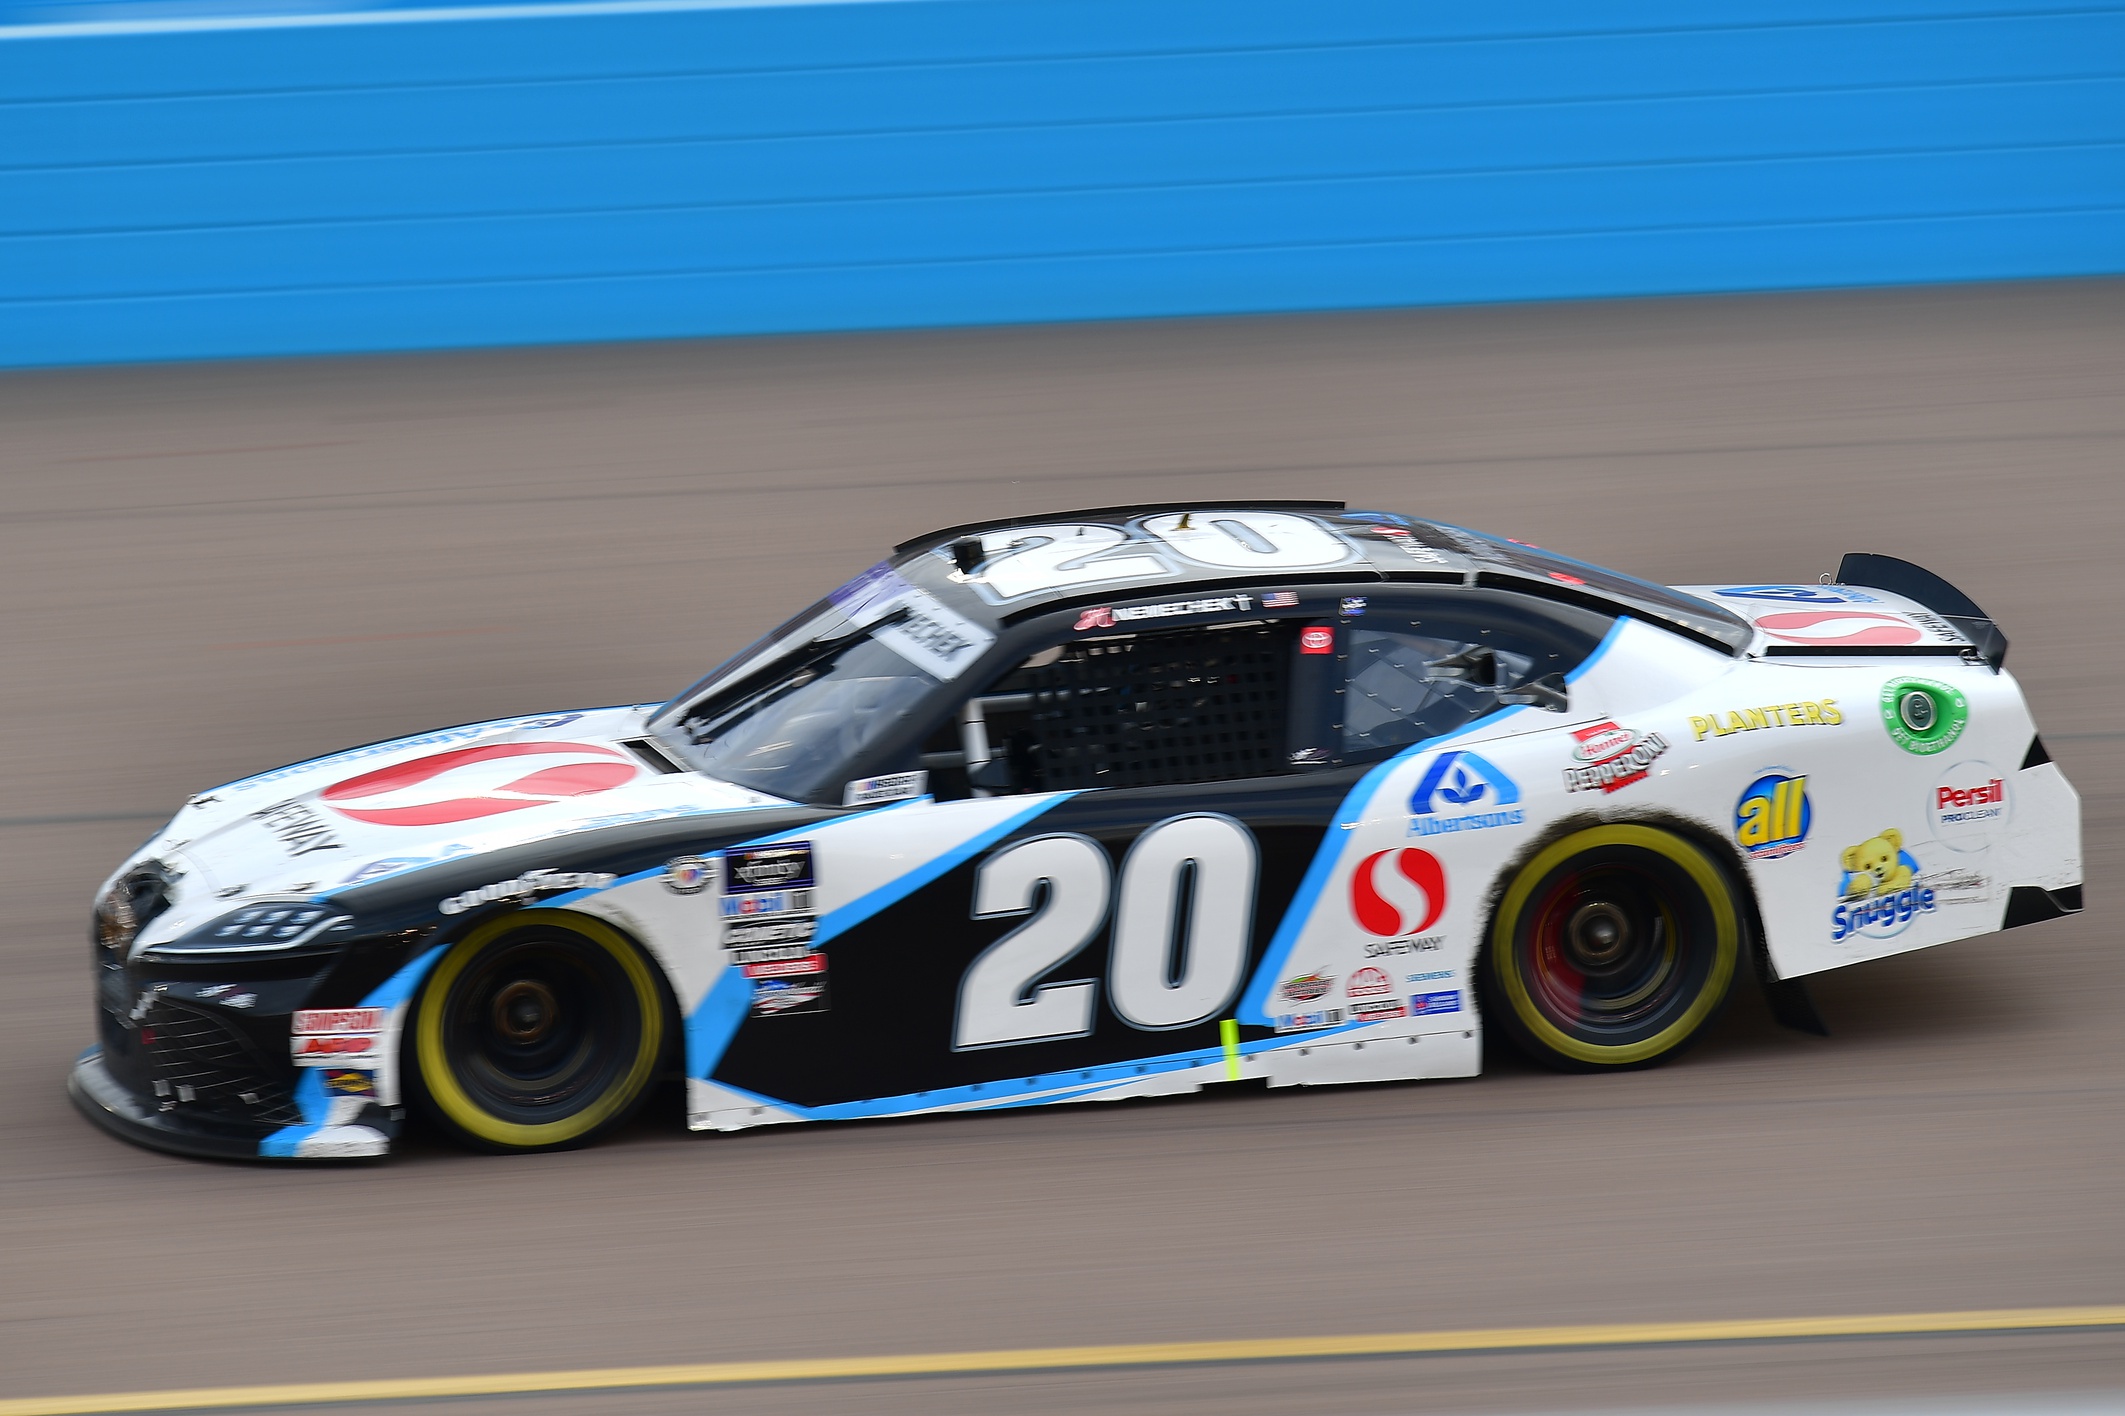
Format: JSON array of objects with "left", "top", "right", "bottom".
[
  {"left": 412, "top": 913, "right": 665, "bottom": 1152},
  {"left": 1484, "top": 825, "right": 1739, "bottom": 1070}
]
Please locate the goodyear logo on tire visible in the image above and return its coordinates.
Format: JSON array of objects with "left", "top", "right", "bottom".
[{"left": 1734, "top": 773, "right": 1810, "bottom": 859}]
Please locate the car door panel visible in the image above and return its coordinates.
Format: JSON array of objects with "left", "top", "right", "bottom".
[{"left": 702, "top": 772, "right": 1359, "bottom": 1112}]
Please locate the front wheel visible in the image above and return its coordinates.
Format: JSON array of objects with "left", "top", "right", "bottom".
[
  {"left": 411, "top": 913, "right": 666, "bottom": 1152},
  {"left": 1484, "top": 825, "right": 1740, "bottom": 1071}
]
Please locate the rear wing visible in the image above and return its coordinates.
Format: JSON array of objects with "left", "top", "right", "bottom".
[{"left": 1837, "top": 553, "right": 2008, "bottom": 670}]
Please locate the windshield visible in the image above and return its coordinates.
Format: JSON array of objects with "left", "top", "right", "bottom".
[{"left": 651, "top": 577, "right": 996, "bottom": 802}]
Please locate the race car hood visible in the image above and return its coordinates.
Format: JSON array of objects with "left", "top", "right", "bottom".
[
  {"left": 1671, "top": 584, "right": 1979, "bottom": 654},
  {"left": 115, "top": 704, "right": 792, "bottom": 946}
]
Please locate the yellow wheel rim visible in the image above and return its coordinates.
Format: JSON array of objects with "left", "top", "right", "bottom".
[
  {"left": 415, "top": 911, "right": 664, "bottom": 1149},
  {"left": 1491, "top": 825, "right": 1738, "bottom": 1066}
]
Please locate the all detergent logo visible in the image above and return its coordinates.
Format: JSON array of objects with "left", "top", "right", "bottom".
[
  {"left": 1832, "top": 827, "right": 1937, "bottom": 942},
  {"left": 1351, "top": 848, "right": 1446, "bottom": 950},
  {"left": 321, "top": 742, "right": 639, "bottom": 827},
  {"left": 1734, "top": 773, "right": 1810, "bottom": 859},
  {"left": 1407, "top": 751, "right": 1524, "bottom": 836}
]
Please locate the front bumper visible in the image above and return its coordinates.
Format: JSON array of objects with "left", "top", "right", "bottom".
[{"left": 72, "top": 1043, "right": 397, "bottom": 1163}]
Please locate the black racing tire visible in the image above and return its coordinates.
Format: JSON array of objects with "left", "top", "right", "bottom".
[
  {"left": 1483, "top": 824, "right": 1740, "bottom": 1071},
  {"left": 411, "top": 912, "right": 666, "bottom": 1153}
]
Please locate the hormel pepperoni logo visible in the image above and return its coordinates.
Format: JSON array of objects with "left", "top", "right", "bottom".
[
  {"left": 1351, "top": 848, "right": 1446, "bottom": 938},
  {"left": 1755, "top": 610, "right": 1925, "bottom": 647},
  {"left": 1564, "top": 721, "right": 1668, "bottom": 794},
  {"left": 321, "top": 742, "right": 638, "bottom": 827}
]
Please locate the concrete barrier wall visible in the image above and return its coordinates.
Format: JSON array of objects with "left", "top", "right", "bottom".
[{"left": 5, "top": 0, "right": 2121, "bottom": 367}]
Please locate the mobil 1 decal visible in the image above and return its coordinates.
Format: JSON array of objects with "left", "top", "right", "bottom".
[{"left": 703, "top": 777, "right": 1353, "bottom": 1109}]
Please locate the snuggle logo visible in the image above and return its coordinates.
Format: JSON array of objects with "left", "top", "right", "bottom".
[
  {"left": 1408, "top": 751, "right": 1524, "bottom": 836},
  {"left": 1831, "top": 827, "right": 1937, "bottom": 941}
]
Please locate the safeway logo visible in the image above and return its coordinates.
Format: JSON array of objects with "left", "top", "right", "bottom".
[
  {"left": 321, "top": 742, "right": 639, "bottom": 827},
  {"left": 1755, "top": 610, "right": 1925, "bottom": 647},
  {"left": 1350, "top": 848, "right": 1446, "bottom": 938}
]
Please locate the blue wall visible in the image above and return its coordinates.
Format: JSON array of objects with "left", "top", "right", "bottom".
[{"left": 3, "top": 0, "right": 2121, "bottom": 367}]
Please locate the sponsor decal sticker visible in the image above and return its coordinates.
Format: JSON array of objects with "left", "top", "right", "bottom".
[
  {"left": 721, "top": 889, "right": 816, "bottom": 918},
  {"left": 1409, "top": 990, "right": 1463, "bottom": 1016},
  {"left": 1273, "top": 1007, "right": 1346, "bottom": 1034},
  {"left": 843, "top": 770, "right": 927, "bottom": 807},
  {"left": 1365, "top": 935, "right": 1442, "bottom": 956},
  {"left": 321, "top": 742, "right": 639, "bottom": 827},
  {"left": 742, "top": 954, "right": 827, "bottom": 979},
  {"left": 1715, "top": 585, "right": 1880, "bottom": 605},
  {"left": 1832, "top": 828, "right": 1937, "bottom": 941},
  {"left": 872, "top": 590, "right": 994, "bottom": 681},
  {"left": 1346, "top": 966, "right": 1392, "bottom": 998},
  {"left": 1280, "top": 972, "right": 1333, "bottom": 1003},
  {"left": 724, "top": 916, "right": 818, "bottom": 948},
  {"left": 1755, "top": 610, "right": 1926, "bottom": 647},
  {"left": 729, "top": 941, "right": 816, "bottom": 964},
  {"left": 1299, "top": 626, "right": 1335, "bottom": 655},
  {"left": 1734, "top": 773, "right": 1811, "bottom": 859},
  {"left": 1350, "top": 998, "right": 1408, "bottom": 1021},
  {"left": 663, "top": 855, "right": 715, "bottom": 895},
  {"left": 293, "top": 1008, "right": 385, "bottom": 1034},
  {"left": 727, "top": 843, "right": 814, "bottom": 893},
  {"left": 1076, "top": 594, "right": 1257, "bottom": 632},
  {"left": 1689, "top": 699, "right": 1843, "bottom": 741},
  {"left": 252, "top": 799, "right": 342, "bottom": 857},
  {"left": 1563, "top": 721, "right": 1668, "bottom": 794},
  {"left": 1931, "top": 761, "right": 2009, "bottom": 852},
  {"left": 1367, "top": 526, "right": 1450, "bottom": 564},
  {"left": 1880, "top": 678, "right": 1969, "bottom": 756},
  {"left": 438, "top": 868, "right": 616, "bottom": 916},
  {"left": 1288, "top": 747, "right": 1331, "bottom": 766},
  {"left": 1406, "top": 969, "right": 1454, "bottom": 982},
  {"left": 1408, "top": 751, "right": 1524, "bottom": 835},
  {"left": 750, "top": 975, "right": 829, "bottom": 1017},
  {"left": 1340, "top": 597, "right": 1368, "bottom": 616},
  {"left": 324, "top": 1070, "right": 376, "bottom": 1096},
  {"left": 1351, "top": 848, "right": 1447, "bottom": 939},
  {"left": 1262, "top": 591, "right": 1299, "bottom": 609}
]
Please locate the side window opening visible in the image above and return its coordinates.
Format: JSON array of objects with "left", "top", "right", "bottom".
[
  {"left": 925, "top": 622, "right": 1295, "bottom": 796},
  {"left": 1338, "top": 612, "right": 1592, "bottom": 761}
]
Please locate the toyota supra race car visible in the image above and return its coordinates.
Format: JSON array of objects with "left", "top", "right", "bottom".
[{"left": 73, "top": 502, "right": 2083, "bottom": 1160}]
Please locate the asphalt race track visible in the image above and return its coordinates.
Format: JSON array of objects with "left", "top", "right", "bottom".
[{"left": 2, "top": 281, "right": 2121, "bottom": 1415}]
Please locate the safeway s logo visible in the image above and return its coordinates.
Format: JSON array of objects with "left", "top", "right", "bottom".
[
  {"left": 1350, "top": 848, "right": 1447, "bottom": 937},
  {"left": 1410, "top": 751, "right": 1519, "bottom": 815},
  {"left": 1755, "top": 610, "right": 1925, "bottom": 647},
  {"left": 321, "top": 742, "right": 639, "bottom": 827}
]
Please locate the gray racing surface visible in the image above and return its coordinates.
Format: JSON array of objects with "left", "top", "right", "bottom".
[{"left": 2, "top": 281, "right": 2121, "bottom": 1412}]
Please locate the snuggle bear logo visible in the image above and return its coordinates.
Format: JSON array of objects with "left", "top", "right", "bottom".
[
  {"left": 1839, "top": 828, "right": 1915, "bottom": 899},
  {"left": 1831, "top": 827, "right": 1936, "bottom": 942}
]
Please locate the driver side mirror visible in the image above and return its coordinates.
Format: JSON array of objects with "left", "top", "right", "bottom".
[{"left": 1497, "top": 672, "right": 1570, "bottom": 712}]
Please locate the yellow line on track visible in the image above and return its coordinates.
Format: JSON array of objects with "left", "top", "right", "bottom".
[{"left": 5, "top": 1306, "right": 2123, "bottom": 1415}]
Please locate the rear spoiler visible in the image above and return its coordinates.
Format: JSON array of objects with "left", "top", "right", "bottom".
[{"left": 1837, "top": 553, "right": 2008, "bottom": 670}]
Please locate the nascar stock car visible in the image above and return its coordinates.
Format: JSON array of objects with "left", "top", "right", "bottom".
[{"left": 73, "top": 502, "right": 2082, "bottom": 1160}]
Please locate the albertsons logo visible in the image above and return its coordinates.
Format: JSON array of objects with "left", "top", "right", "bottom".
[{"left": 1408, "top": 751, "right": 1524, "bottom": 836}]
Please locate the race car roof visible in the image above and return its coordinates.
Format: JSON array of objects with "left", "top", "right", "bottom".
[{"left": 893, "top": 501, "right": 1752, "bottom": 654}]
